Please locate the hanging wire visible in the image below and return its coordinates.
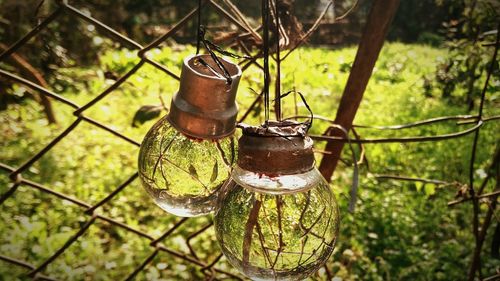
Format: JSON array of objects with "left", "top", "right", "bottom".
[
  {"left": 327, "top": 124, "right": 359, "bottom": 213},
  {"left": 203, "top": 40, "right": 251, "bottom": 60},
  {"left": 279, "top": 90, "right": 313, "bottom": 132},
  {"left": 198, "top": 27, "right": 252, "bottom": 84},
  {"left": 194, "top": 3, "right": 232, "bottom": 84},
  {"left": 262, "top": 0, "right": 271, "bottom": 123},
  {"left": 196, "top": 0, "right": 202, "bottom": 54},
  {"left": 199, "top": 27, "right": 234, "bottom": 84},
  {"left": 264, "top": 0, "right": 312, "bottom": 132},
  {"left": 194, "top": 5, "right": 251, "bottom": 85},
  {"left": 274, "top": 0, "right": 282, "bottom": 121},
  {"left": 34, "top": 0, "right": 46, "bottom": 20}
]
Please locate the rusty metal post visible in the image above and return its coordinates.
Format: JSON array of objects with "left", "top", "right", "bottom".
[{"left": 318, "top": 0, "right": 400, "bottom": 181}]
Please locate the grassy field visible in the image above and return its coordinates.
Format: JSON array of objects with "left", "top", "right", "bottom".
[{"left": 0, "top": 42, "right": 498, "bottom": 280}]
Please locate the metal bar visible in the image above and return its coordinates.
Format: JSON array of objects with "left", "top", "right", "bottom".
[
  {"left": 85, "top": 172, "right": 139, "bottom": 214},
  {"left": 157, "top": 245, "right": 243, "bottom": 280},
  {"left": 150, "top": 217, "right": 189, "bottom": 246},
  {"left": 0, "top": 183, "right": 20, "bottom": 205},
  {"left": 11, "top": 118, "right": 82, "bottom": 177},
  {"left": 123, "top": 249, "right": 159, "bottom": 281},
  {"left": 467, "top": 25, "right": 499, "bottom": 280},
  {"left": 281, "top": 0, "right": 334, "bottom": 61},
  {"left": 221, "top": 0, "right": 262, "bottom": 42},
  {"left": 311, "top": 122, "right": 482, "bottom": 144},
  {"left": 318, "top": 0, "right": 400, "bottom": 181},
  {"left": 0, "top": 255, "right": 58, "bottom": 281},
  {"left": 96, "top": 215, "right": 154, "bottom": 240},
  {"left": 62, "top": 3, "right": 142, "bottom": 49},
  {"left": 186, "top": 222, "right": 213, "bottom": 259},
  {"left": 74, "top": 61, "right": 146, "bottom": 115},
  {"left": 0, "top": 69, "right": 80, "bottom": 109},
  {"left": 79, "top": 116, "right": 141, "bottom": 147},
  {"left": 449, "top": 190, "right": 500, "bottom": 207},
  {"left": 208, "top": 0, "right": 254, "bottom": 36},
  {"left": 374, "top": 174, "right": 451, "bottom": 185},
  {"left": 201, "top": 253, "right": 222, "bottom": 271},
  {"left": 286, "top": 114, "right": 500, "bottom": 129},
  {"left": 238, "top": 91, "right": 264, "bottom": 123},
  {"left": 28, "top": 216, "right": 97, "bottom": 277},
  {"left": 139, "top": 3, "right": 205, "bottom": 55},
  {"left": 0, "top": 163, "right": 16, "bottom": 173},
  {"left": 0, "top": 254, "right": 35, "bottom": 270},
  {"left": 0, "top": 8, "right": 63, "bottom": 62},
  {"left": 143, "top": 58, "right": 180, "bottom": 80},
  {"left": 22, "top": 178, "right": 91, "bottom": 208}
]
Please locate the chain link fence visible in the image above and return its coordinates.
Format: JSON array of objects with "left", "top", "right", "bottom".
[{"left": 0, "top": 1, "right": 275, "bottom": 279}]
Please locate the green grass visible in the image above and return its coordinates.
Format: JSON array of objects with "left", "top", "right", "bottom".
[{"left": 0, "top": 42, "right": 498, "bottom": 280}]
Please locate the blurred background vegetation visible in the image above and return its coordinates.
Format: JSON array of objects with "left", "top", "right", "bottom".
[{"left": 0, "top": 0, "right": 499, "bottom": 280}]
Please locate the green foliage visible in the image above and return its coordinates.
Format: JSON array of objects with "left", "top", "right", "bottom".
[
  {"left": 0, "top": 43, "right": 498, "bottom": 280},
  {"left": 432, "top": 0, "right": 499, "bottom": 111}
]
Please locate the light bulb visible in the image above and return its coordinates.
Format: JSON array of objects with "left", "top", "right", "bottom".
[
  {"left": 138, "top": 54, "right": 241, "bottom": 217},
  {"left": 214, "top": 122, "right": 340, "bottom": 280}
]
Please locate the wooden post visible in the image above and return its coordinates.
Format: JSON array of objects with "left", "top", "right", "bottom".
[{"left": 318, "top": 0, "right": 400, "bottom": 181}]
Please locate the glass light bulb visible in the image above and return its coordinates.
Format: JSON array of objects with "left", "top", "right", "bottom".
[
  {"left": 214, "top": 166, "right": 339, "bottom": 280},
  {"left": 138, "top": 53, "right": 241, "bottom": 217},
  {"left": 138, "top": 115, "right": 236, "bottom": 217}
]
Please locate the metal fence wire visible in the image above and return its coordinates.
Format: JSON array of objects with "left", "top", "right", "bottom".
[
  {"left": 0, "top": 1, "right": 275, "bottom": 280},
  {"left": 0, "top": 0, "right": 499, "bottom": 280}
]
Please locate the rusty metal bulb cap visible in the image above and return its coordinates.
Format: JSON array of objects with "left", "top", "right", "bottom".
[
  {"left": 233, "top": 121, "right": 322, "bottom": 194},
  {"left": 168, "top": 54, "right": 241, "bottom": 139}
]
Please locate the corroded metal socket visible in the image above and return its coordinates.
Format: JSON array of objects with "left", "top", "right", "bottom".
[
  {"left": 168, "top": 54, "right": 241, "bottom": 139},
  {"left": 237, "top": 121, "right": 315, "bottom": 176}
]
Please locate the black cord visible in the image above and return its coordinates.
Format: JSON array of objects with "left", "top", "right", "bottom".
[
  {"left": 204, "top": 40, "right": 251, "bottom": 59},
  {"left": 199, "top": 27, "right": 233, "bottom": 84},
  {"left": 194, "top": 0, "right": 254, "bottom": 84},
  {"left": 262, "top": 0, "right": 270, "bottom": 123},
  {"left": 274, "top": 0, "right": 282, "bottom": 121},
  {"left": 34, "top": 0, "right": 46, "bottom": 20},
  {"left": 196, "top": 0, "right": 202, "bottom": 54},
  {"left": 196, "top": 25, "right": 251, "bottom": 84},
  {"left": 279, "top": 90, "right": 314, "bottom": 132}
]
